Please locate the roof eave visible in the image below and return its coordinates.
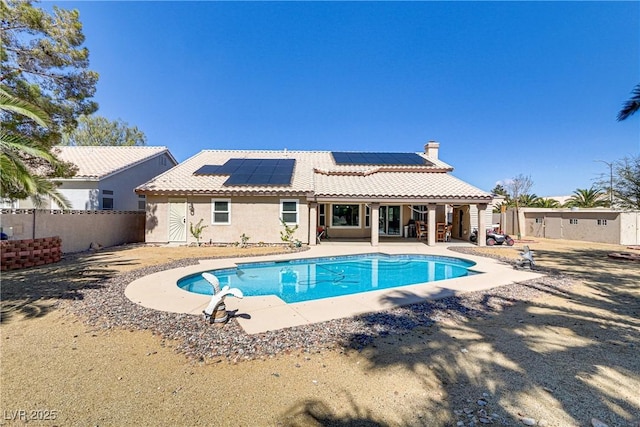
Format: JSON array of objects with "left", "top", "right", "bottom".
[
  {"left": 136, "top": 189, "right": 311, "bottom": 197},
  {"left": 312, "top": 197, "right": 493, "bottom": 204}
]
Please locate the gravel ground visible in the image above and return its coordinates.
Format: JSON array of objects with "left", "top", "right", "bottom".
[
  {"left": 58, "top": 255, "right": 574, "bottom": 363},
  {"left": 2, "top": 240, "right": 639, "bottom": 426}
]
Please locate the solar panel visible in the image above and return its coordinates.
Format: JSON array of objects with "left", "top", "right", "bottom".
[
  {"left": 222, "top": 158, "right": 295, "bottom": 186},
  {"left": 331, "top": 151, "right": 427, "bottom": 166},
  {"left": 217, "top": 159, "right": 245, "bottom": 174},
  {"left": 194, "top": 165, "right": 222, "bottom": 175},
  {"left": 269, "top": 173, "right": 294, "bottom": 185},
  {"left": 193, "top": 159, "right": 295, "bottom": 186}
]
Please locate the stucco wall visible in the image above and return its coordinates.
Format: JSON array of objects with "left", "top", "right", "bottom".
[
  {"left": 0, "top": 210, "right": 145, "bottom": 253},
  {"left": 620, "top": 212, "right": 640, "bottom": 245},
  {"left": 145, "top": 196, "right": 310, "bottom": 245},
  {"left": 15, "top": 183, "right": 97, "bottom": 210},
  {"left": 98, "top": 153, "right": 175, "bottom": 211},
  {"left": 524, "top": 211, "right": 620, "bottom": 244},
  {"left": 516, "top": 208, "right": 640, "bottom": 245},
  {"left": 60, "top": 186, "right": 99, "bottom": 210}
]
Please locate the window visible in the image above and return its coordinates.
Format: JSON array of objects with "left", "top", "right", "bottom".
[
  {"left": 412, "top": 205, "right": 427, "bottom": 221},
  {"left": 211, "top": 199, "right": 230, "bottom": 224},
  {"left": 569, "top": 218, "right": 578, "bottom": 225},
  {"left": 332, "top": 204, "right": 359, "bottom": 227},
  {"left": 281, "top": 199, "right": 298, "bottom": 224},
  {"left": 102, "top": 190, "right": 114, "bottom": 210},
  {"left": 535, "top": 218, "right": 544, "bottom": 224},
  {"left": 597, "top": 219, "right": 608, "bottom": 226},
  {"left": 318, "top": 204, "right": 326, "bottom": 227},
  {"left": 160, "top": 156, "right": 167, "bottom": 166},
  {"left": 365, "top": 206, "right": 370, "bottom": 228},
  {"left": 138, "top": 195, "right": 146, "bottom": 211}
]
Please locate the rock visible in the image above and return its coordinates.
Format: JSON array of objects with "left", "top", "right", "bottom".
[
  {"left": 521, "top": 417, "right": 536, "bottom": 426},
  {"left": 477, "top": 399, "right": 488, "bottom": 406},
  {"left": 591, "top": 419, "right": 609, "bottom": 427},
  {"left": 456, "top": 422, "right": 465, "bottom": 427},
  {"left": 461, "top": 348, "right": 469, "bottom": 353},
  {"left": 58, "top": 250, "right": 579, "bottom": 363},
  {"left": 479, "top": 417, "right": 493, "bottom": 424}
]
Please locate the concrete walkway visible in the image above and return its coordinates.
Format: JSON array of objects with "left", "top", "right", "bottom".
[{"left": 125, "top": 242, "right": 542, "bottom": 334}]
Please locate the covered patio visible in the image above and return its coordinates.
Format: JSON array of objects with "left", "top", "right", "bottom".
[{"left": 308, "top": 201, "right": 492, "bottom": 248}]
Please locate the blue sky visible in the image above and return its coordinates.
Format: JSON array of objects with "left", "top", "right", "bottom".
[{"left": 55, "top": 1, "right": 639, "bottom": 196}]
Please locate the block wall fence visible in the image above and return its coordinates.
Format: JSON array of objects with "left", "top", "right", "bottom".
[
  {"left": 1, "top": 209, "right": 145, "bottom": 256},
  {"left": 1, "top": 236, "right": 61, "bottom": 271}
]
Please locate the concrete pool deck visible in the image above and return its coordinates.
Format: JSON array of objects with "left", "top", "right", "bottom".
[{"left": 125, "top": 242, "right": 543, "bottom": 334}]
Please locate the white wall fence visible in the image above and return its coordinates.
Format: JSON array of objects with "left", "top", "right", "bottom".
[{"left": 0, "top": 209, "right": 145, "bottom": 253}]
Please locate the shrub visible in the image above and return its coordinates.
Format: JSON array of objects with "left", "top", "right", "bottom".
[
  {"left": 279, "top": 218, "right": 299, "bottom": 248},
  {"left": 189, "top": 219, "right": 208, "bottom": 246}
]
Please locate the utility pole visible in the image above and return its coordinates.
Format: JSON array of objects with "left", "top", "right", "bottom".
[{"left": 594, "top": 160, "right": 613, "bottom": 206}]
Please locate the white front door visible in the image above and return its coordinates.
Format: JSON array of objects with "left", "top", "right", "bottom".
[{"left": 168, "top": 199, "right": 187, "bottom": 242}]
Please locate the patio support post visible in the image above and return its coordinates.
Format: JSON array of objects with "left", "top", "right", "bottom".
[
  {"left": 427, "top": 204, "right": 436, "bottom": 246},
  {"left": 309, "top": 202, "right": 318, "bottom": 246},
  {"left": 477, "top": 203, "right": 488, "bottom": 247},
  {"left": 370, "top": 203, "right": 380, "bottom": 246}
]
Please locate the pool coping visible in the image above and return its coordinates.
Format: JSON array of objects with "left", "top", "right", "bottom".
[{"left": 125, "top": 242, "right": 543, "bottom": 334}]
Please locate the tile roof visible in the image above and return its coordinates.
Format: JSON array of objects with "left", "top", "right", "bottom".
[
  {"left": 313, "top": 171, "right": 491, "bottom": 200},
  {"left": 53, "top": 146, "right": 174, "bottom": 180},
  {"left": 137, "top": 150, "right": 322, "bottom": 195},
  {"left": 137, "top": 149, "right": 491, "bottom": 201}
]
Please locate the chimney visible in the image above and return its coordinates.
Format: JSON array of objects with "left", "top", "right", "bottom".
[{"left": 424, "top": 141, "right": 439, "bottom": 160}]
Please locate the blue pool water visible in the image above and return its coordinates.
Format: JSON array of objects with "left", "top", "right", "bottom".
[{"left": 177, "top": 253, "right": 477, "bottom": 304}]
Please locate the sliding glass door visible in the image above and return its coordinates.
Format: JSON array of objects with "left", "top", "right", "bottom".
[{"left": 378, "top": 205, "right": 401, "bottom": 236}]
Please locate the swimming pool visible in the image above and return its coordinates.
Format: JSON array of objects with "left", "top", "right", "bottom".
[{"left": 177, "top": 253, "right": 477, "bottom": 304}]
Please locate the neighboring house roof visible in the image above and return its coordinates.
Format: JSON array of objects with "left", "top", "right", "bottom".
[
  {"left": 545, "top": 195, "right": 572, "bottom": 205},
  {"left": 137, "top": 149, "right": 492, "bottom": 202},
  {"left": 53, "top": 146, "right": 177, "bottom": 181}
]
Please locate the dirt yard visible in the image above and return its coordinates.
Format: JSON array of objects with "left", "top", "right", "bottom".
[{"left": 1, "top": 239, "right": 639, "bottom": 426}]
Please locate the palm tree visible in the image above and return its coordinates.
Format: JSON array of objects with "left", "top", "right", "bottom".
[
  {"left": 518, "top": 194, "right": 540, "bottom": 207},
  {"left": 534, "top": 198, "right": 561, "bottom": 208},
  {"left": 563, "top": 187, "right": 609, "bottom": 208},
  {"left": 0, "top": 88, "right": 70, "bottom": 208},
  {"left": 618, "top": 83, "right": 640, "bottom": 121}
]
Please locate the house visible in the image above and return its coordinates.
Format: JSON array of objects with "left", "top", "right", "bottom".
[
  {"left": 8, "top": 146, "right": 178, "bottom": 211},
  {"left": 136, "top": 141, "right": 494, "bottom": 247}
]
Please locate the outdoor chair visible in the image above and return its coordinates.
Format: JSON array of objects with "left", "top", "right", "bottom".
[
  {"left": 436, "top": 222, "right": 446, "bottom": 242},
  {"left": 415, "top": 221, "right": 427, "bottom": 240},
  {"left": 316, "top": 226, "right": 327, "bottom": 243}
]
